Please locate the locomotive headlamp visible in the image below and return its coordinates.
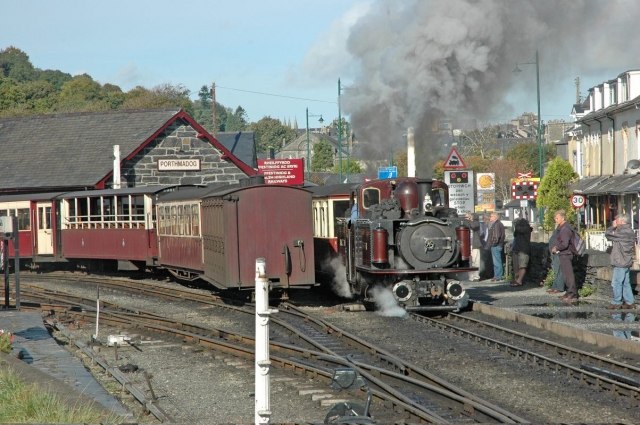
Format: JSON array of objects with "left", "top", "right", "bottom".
[
  {"left": 392, "top": 281, "right": 413, "bottom": 302},
  {"left": 446, "top": 281, "right": 465, "bottom": 301}
]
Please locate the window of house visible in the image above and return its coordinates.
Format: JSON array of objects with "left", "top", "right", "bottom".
[{"left": 621, "top": 76, "right": 628, "bottom": 102}]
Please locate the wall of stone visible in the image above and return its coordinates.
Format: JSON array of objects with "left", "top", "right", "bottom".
[{"left": 110, "top": 120, "right": 249, "bottom": 187}]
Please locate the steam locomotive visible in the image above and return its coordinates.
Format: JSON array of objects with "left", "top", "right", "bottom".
[{"left": 312, "top": 178, "right": 472, "bottom": 312}]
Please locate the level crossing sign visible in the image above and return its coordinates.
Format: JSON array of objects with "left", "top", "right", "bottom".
[{"left": 443, "top": 147, "right": 467, "bottom": 169}]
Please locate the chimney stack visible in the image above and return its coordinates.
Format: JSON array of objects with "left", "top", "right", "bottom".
[{"left": 407, "top": 127, "right": 415, "bottom": 178}]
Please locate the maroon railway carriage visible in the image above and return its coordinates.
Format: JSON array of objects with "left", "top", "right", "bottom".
[
  {"left": 156, "top": 180, "right": 316, "bottom": 292},
  {"left": 57, "top": 186, "right": 180, "bottom": 270},
  {"left": 0, "top": 192, "right": 67, "bottom": 262},
  {"left": 155, "top": 184, "right": 227, "bottom": 279}
]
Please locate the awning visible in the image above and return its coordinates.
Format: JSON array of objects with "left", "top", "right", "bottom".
[{"left": 572, "top": 174, "right": 640, "bottom": 196}]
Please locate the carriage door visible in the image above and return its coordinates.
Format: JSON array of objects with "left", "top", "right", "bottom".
[{"left": 36, "top": 202, "right": 53, "bottom": 255}]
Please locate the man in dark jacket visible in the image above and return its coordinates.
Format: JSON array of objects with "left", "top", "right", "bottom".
[
  {"left": 486, "top": 212, "right": 506, "bottom": 281},
  {"left": 547, "top": 224, "right": 565, "bottom": 293},
  {"left": 551, "top": 210, "right": 577, "bottom": 300},
  {"left": 510, "top": 218, "right": 532, "bottom": 286},
  {"left": 464, "top": 212, "right": 482, "bottom": 281},
  {"left": 605, "top": 214, "right": 637, "bottom": 309}
]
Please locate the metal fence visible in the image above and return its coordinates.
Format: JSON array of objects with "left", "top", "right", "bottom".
[{"left": 584, "top": 230, "right": 640, "bottom": 252}]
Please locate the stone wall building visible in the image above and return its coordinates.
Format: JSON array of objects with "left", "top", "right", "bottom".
[{"left": 0, "top": 107, "right": 256, "bottom": 194}]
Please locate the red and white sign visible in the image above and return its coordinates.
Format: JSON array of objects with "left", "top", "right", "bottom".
[
  {"left": 517, "top": 172, "right": 533, "bottom": 178},
  {"left": 443, "top": 147, "right": 467, "bottom": 169},
  {"left": 257, "top": 159, "right": 304, "bottom": 185},
  {"left": 511, "top": 181, "right": 539, "bottom": 199},
  {"left": 571, "top": 194, "right": 586, "bottom": 208}
]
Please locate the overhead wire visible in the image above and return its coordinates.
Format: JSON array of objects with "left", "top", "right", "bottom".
[{"left": 215, "top": 85, "right": 337, "bottom": 104}]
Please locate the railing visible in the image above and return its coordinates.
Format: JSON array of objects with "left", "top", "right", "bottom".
[{"left": 584, "top": 229, "right": 640, "bottom": 252}]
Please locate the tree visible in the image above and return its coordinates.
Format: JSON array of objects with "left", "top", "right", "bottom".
[
  {"left": 457, "top": 125, "right": 501, "bottom": 160},
  {"left": 249, "top": 116, "right": 295, "bottom": 154},
  {"left": 311, "top": 139, "right": 334, "bottom": 171},
  {"left": 57, "top": 74, "right": 108, "bottom": 112},
  {"left": 224, "top": 106, "right": 248, "bottom": 132},
  {"left": 394, "top": 152, "right": 408, "bottom": 177},
  {"left": 506, "top": 142, "right": 555, "bottom": 178},
  {"left": 0, "top": 46, "right": 36, "bottom": 81},
  {"left": 333, "top": 159, "right": 362, "bottom": 174},
  {"left": 487, "top": 158, "right": 521, "bottom": 202},
  {"left": 536, "top": 157, "right": 579, "bottom": 230},
  {"left": 122, "top": 83, "right": 193, "bottom": 114}
]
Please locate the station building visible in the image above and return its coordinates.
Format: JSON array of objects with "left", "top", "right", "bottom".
[{"left": 0, "top": 107, "right": 257, "bottom": 195}]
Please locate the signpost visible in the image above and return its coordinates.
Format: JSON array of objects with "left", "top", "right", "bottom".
[
  {"left": 442, "top": 147, "right": 467, "bottom": 170},
  {"left": 378, "top": 166, "right": 398, "bottom": 179},
  {"left": 475, "top": 173, "right": 495, "bottom": 212},
  {"left": 445, "top": 170, "right": 475, "bottom": 214},
  {"left": 571, "top": 194, "right": 586, "bottom": 208},
  {"left": 257, "top": 159, "right": 304, "bottom": 185}
]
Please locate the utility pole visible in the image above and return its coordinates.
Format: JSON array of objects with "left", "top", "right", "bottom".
[{"left": 211, "top": 82, "right": 217, "bottom": 138}]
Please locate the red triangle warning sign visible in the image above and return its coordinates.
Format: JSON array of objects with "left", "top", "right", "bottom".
[{"left": 443, "top": 147, "right": 467, "bottom": 169}]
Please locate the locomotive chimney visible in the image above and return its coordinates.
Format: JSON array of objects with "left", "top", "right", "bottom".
[{"left": 407, "top": 127, "right": 415, "bottom": 178}]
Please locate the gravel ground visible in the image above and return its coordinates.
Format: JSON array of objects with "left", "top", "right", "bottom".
[{"left": 22, "top": 276, "right": 640, "bottom": 423}]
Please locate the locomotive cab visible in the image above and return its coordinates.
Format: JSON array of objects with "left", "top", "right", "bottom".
[{"left": 339, "top": 178, "right": 471, "bottom": 312}]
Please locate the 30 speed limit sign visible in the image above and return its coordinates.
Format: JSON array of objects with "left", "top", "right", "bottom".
[{"left": 571, "top": 194, "right": 586, "bottom": 208}]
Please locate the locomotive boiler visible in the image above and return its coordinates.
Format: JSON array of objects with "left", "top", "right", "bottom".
[{"left": 336, "top": 178, "right": 472, "bottom": 312}]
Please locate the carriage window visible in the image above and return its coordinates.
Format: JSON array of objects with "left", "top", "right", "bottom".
[
  {"left": 89, "top": 197, "right": 101, "bottom": 222},
  {"left": 184, "top": 205, "right": 192, "bottom": 236},
  {"left": 171, "top": 206, "right": 177, "bottom": 235},
  {"left": 177, "top": 205, "right": 184, "bottom": 235},
  {"left": 103, "top": 197, "right": 114, "bottom": 221},
  {"left": 131, "top": 195, "right": 145, "bottom": 222},
  {"left": 17, "top": 208, "right": 30, "bottom": 230},
  {"left": 192, "top": 205, "right": 199, "bottom": 236},
  {"left": 158, "top": 206, "right": 165, "bottom": 234},
  {"left": 0, "top": 209, "right": 7, "bottom": 217},
  {"left": 40, "top": 207, "right": 52, "bottom": 230},
  {"left": 117, "top": 196, "right": 130, "bottom": 221},
  {"left": 363, "top": 189, "right": 379, "bottom": 208}
]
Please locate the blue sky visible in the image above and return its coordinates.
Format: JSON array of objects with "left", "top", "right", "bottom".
[{"left": 2, "top": 1, "right": 637, "bottom": 130}]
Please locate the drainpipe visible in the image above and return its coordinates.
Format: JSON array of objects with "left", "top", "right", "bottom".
[
  {"left": 606, "top": 113, "right": 615, "bottom": 174},
  {"left": 593, "top": 117, "right": 603, "bottom": 175},
  {"left": 584, "top": 122, "right": 592, "bottom": 177}
]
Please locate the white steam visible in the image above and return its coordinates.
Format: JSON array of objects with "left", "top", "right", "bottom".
[
  {"left": 324, "top": 257, "right": 354, "bottom": 299},
  {"left": 372, "top": 286, "right": 409, "bottom": 319}
]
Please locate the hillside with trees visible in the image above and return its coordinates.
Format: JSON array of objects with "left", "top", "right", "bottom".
[{"left": 0, "top": 46, "right": 296, "bottom": 154}]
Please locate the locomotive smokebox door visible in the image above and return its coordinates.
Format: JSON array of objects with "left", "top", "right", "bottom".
[{"left": 398, "top": 222, "right": 458, "bottom": 269}]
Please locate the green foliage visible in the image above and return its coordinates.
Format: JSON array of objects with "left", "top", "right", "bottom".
[
  {"left": 394, "top": 152, "right": 408, "bottom": 177},
  {"left": 311, "top": 139, "right": 334, "bottom": 172},
  {"left": 506, "top": 142, "right": 555, "bottom": 177},
  {"left": 578, "top": 285, "right": 594, "bottom": 297},
  {"left": 536, "top": 157, "right": 579, "bottom": 230},
  {"left": 332, "top": 159, "right": 363, "bottom": 174},
  {"left": 0, "top": 367, "right": 121, "bottom": 423},
  {"left": 544, "top": 269, "right": 554, "bottom": 288},
  {"left": 121, "top": 83, "right": 193, "bottom": 114},
  {"left": 0, "top": 333, "right": 12, "bottom": 354},
  {"left": 249, "top": 116, "right": 295, "bottom": 153},
  {"left": 0, "top": 46, "right": 37, "bottom": 81}
]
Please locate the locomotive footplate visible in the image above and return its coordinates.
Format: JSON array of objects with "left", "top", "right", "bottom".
[{"left": 356, "top": 267, "right": 477, "bottom": 274}]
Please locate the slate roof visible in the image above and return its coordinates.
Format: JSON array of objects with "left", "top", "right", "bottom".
[
  {"left": 216, "top": 131, "right": 257, "bottom": 169},
  {"left": 0, "top": 108, "right": 255, "bottom": 192},
  {"left": 571, "top": 174, "right": 640, "bottom": 195}
]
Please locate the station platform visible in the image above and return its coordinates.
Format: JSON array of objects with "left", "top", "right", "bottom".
[
  {"left": 0, "top": 309, "right": 133, "bottom": 420},
  {"left": 465, "top": 279, "right": 640, "bottom": 355}
]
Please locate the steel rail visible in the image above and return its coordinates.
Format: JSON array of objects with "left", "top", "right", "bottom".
[
  {"left": 411, "top": 313, "right": 640, "bottom": 403},
  {"left": 445, "top": 312, "right": 640, "bottom": 379},
  {"left": 279, "top": 303, "right": 528, "bottom": 423}
]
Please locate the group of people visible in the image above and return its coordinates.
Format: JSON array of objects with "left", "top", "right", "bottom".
[
  {"left": 464, "top": 211, "right": 528, "bottom": 284},
  {"left": 547, "top": 209, "right": 636, "bottom": 307}
]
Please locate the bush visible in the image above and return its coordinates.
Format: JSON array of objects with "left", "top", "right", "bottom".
[
  {"left": 543, "top": 269, "right": 554, "bottom": 288},
  {"left": 0, "top": 330, "right": 13, "bottom": 354},
  {"left": 578, "top": 285, "right": 594, "bottom": 298}
]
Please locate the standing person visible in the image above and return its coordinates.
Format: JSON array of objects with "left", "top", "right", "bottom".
[
  {"left": 551, "top": 210, "right": 578, "bottom": 301},
  {"left": 605, "top": 214, "right": 637, "bottom": 309},
  {"left": 464, "top": 212, "right": 482, "bottom": 281},
  {"left": 486, "top": 212, "right": 506, "bottom": 281},
  {"left": 547, "top": 223, "right": 565, "bottom": 293},
  {"left": 510, "top": 218, "right": 532, "bottom": 286}
]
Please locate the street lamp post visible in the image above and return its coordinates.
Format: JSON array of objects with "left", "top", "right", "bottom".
[
  {"left": 338, "top": 79, "right": 343, "bottom": 183},
  {"left": 305, "top": 108, "right": 323, "bottom": 180},
  {"left": 513, "top": 50, "right": 542, "bottom": 179}
]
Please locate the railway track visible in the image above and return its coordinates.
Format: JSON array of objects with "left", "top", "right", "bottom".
[
  {"left": 412, "top": 311, "right": 640, "bottom": 404},
  {"left": 7, "top": 275, "right": 528, "bottom": 423}
]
